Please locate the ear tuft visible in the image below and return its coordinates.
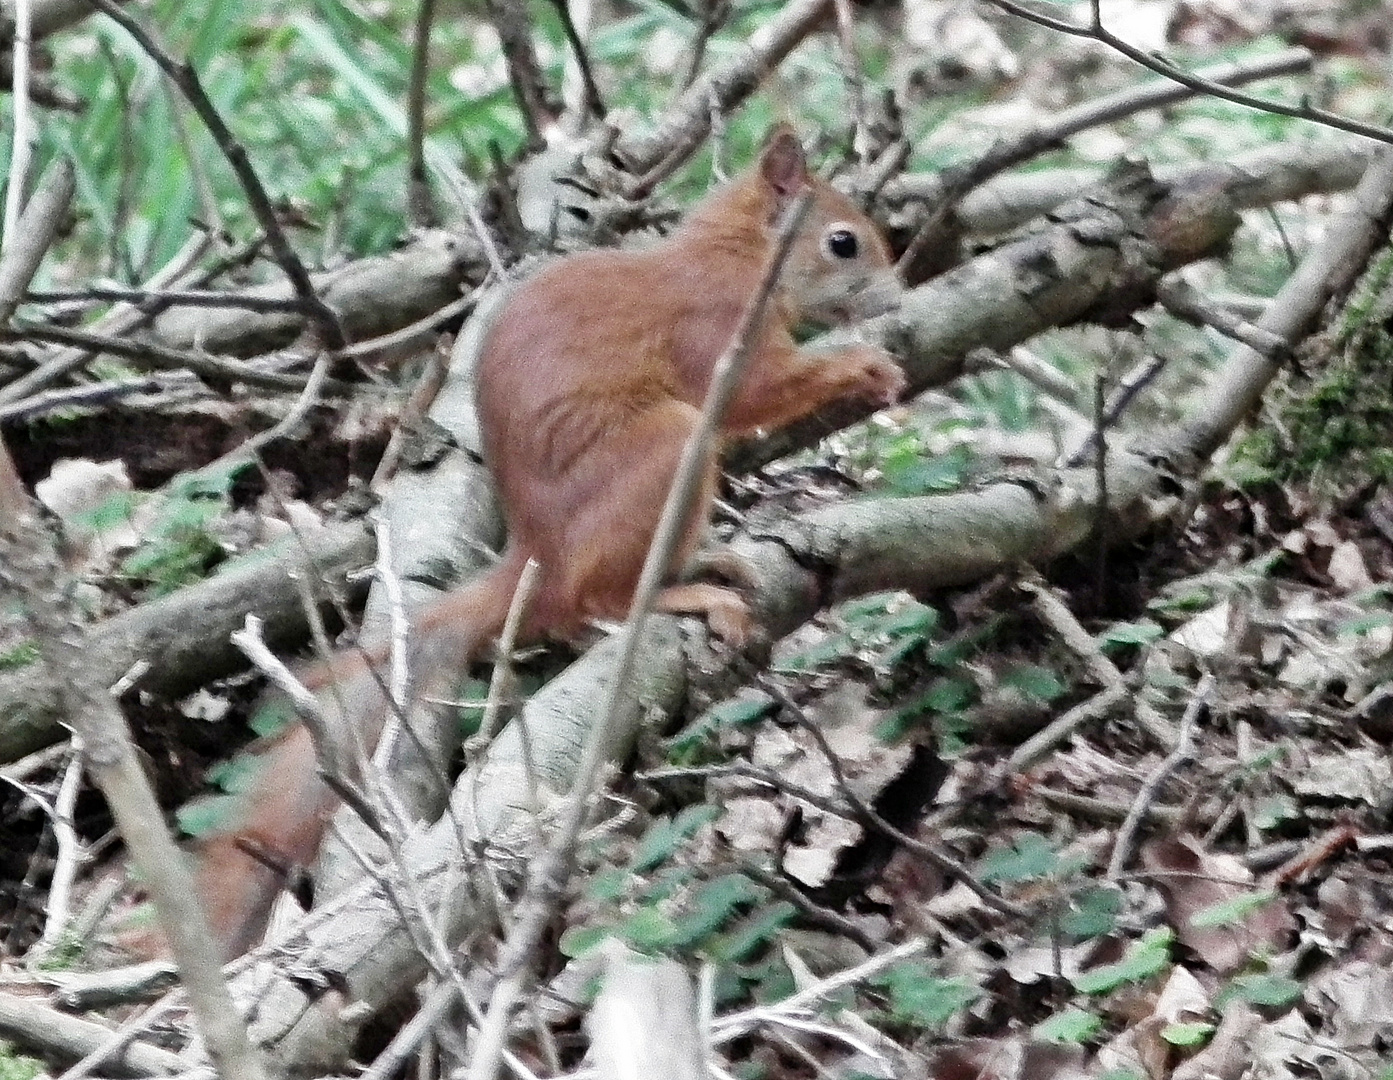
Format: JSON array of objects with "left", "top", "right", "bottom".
[{"left": 758, "top": 124, "right": 809, "bottom": 198}]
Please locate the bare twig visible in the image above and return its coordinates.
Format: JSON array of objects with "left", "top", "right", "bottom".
[
  {"left": 1155, "top": 277, "right": 1291, "bottom": 360},
  {"left": 483, "top": 0, "right": 554, "bottom": 148},
  {"left": 988, "top": 0, "right": 1393, "bottom": 147},
  {"left": 344, "top": 290, "right": 476, "bottom": 365},
  {"left": 476, "top": 556, "right": 541, "bottom": 745},
  {"left": 407, "top": 0, "right": 437, "bottom": 227},
  {"left": 370, "top": 342, "right": 450, "bottom": 488},
  {"left": 1064, "top": 350, "right": 1170, "bottom": 468},
  {"left": 736, "top": 860, "right": 877, "bottom": 951},
  {"left": 0, "top": 991, "right": 184, "bottom": 1077},
  {"left": 23, "top": 285, "right": 311, "bottom": 312},
  {"left": 55, "top": 994, "right": 181, "bottom": 1080},
  {"left": 897, "top": 47, "right": 1315, "bottom": 278},
  {"left": 0, "top": 158, "right": 69, "bottom": 519},
  {"left": 549, "top": 0, "right": 604, "bottom": 120},
  {"left": 679, "top": 0, "right": 729, "bottom": 90},
  {"left": 30, "top": 740, "right": 85, "bottom": 960},
  {"left": 41, "top": 643, "right": 266, "bottom": 1080},
  {"left": 12, "top": 319, "right": 334, "bottom": 393},
  {"left": 1106, "top": 674, "right": 1211, "bottom": 880},
  {"left": 2, "top": 0, "right": 33, "bottom": 250},
  {"left": 1004, "top": 684, "right": 1130, "bottom": 775},
  {"left": 619, "top": 0, "right": 833, "bottom": 185},
  {"left": 0, "top": 158, "right": 73, "bottom": 324},
  {"left": 465, "top": 191, "right": 818, "bottom": 1080},
  {"left": 1016, "top": 574, "right": 1176, "bottom": 754},
  {"left": 1036, "top": 785, "right": 1189, "bottom": 827},
  {"left": 0, "top": 374, "right": 166, "bottom": 422},
  {"left": 830, "top": 0, "right": 867, "bottom": 157},
  {"left": 0, "top": 230, "right": 212, "bottom": 404},
  {"left": 1174, "top": 147, "right": 1393, "bottom": 460},
  {"left": 232, "top": 614, "right": 337, "bottom": 755},
  {"left": 712, "top": 938, "right": 927, "bottom": 1044},
  {"left": 86, "top": 0, "right": 347, "bottom": 350}
]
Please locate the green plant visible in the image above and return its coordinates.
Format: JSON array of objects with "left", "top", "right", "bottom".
[
  {"left": 871, "top": 963, "right": 980, "bottom": 1030},
  {"left": 1072, "top": 928, "right": 1173, "bottom": 995}
]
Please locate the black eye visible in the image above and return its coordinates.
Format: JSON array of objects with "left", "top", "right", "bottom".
[{"left": 825, "top": 228, "right": 859, "bottom": 260}]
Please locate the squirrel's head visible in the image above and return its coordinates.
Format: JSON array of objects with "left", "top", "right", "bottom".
[{"left": 755, "top": 125, "right": 904, "bottom": 327}]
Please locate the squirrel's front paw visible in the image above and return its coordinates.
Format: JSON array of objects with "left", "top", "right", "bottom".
[{"left": 843, "top": 351, "right": 907, "bottom": 406}]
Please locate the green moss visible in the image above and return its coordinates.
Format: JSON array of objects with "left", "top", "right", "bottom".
[
  {"left": 1240, "top": 241, "right": 1393, "bottom": 486},
  {"left": 0, "top": 640, "right": 39, "bottom": 670},
  {"left": 0, "top": 1042, "right": 43, "bottom": 1080}
]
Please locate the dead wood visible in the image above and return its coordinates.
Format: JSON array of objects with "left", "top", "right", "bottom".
[
  {"left": 0, "top": 517, "right": 374, "bottom": 760},
  {"left": 151, "top": 230, "right": 486, "bottom": 358}
]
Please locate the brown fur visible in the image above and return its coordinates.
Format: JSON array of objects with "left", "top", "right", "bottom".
[{"left": 190, "top": 126, "right": 907, "bottom": 959}]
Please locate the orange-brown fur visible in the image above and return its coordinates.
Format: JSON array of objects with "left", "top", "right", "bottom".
[{"left": 191, "top": 126, "right": 907, "bottom": 959}]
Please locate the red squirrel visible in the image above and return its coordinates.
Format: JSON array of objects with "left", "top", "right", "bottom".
[{"left": 189, "top": 125, "right": 907, "bottom": 959}]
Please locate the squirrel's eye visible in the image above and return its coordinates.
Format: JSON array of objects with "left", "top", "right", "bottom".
[{"left": 824, "top": 227, "right": 860, "bottom": 260}]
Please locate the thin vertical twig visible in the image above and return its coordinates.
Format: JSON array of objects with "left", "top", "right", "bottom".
[
  {"left": 464, "top": 191, "right": 817, "bottom": 1080},
  {"left": 482, "top": 0, "right": 554, "bottom": 149},
  {"left": 31, "top": 741, "right": 86, "bottom": 958},
  {"left": 829, "top": 0, "right": 868, "bottom": 158},
  {"left": 2, "top": 0, "right": 33, "bottom": 250},
  {"left": 407, "top": 0, "right": 438, "bottom": 228},
  {"left": 476, "top": 557, "right": 541, "bottom": 746},
  {"left": 680, "top": 0, "right": 730, "bottom": 90},
  {"left": 549, "top": 0, "right": 604, "bottom": 120}
]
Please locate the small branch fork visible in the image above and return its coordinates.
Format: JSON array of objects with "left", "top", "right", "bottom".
[{"left": 1106, "top": 674, "right": 1213, "bottom": 880}]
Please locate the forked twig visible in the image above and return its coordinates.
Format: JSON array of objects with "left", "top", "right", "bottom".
[{"left": 1106, "top": 674, "right": 1212, "bottom": 879}]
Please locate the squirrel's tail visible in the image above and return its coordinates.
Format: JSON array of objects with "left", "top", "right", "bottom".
[{"left": 193, "top": 550, "right": 527, "bottom": 959}]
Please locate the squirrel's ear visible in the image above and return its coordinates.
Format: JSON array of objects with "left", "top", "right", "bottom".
[{"left": 758, "top": 124, "right": 809, "bottom": 200}]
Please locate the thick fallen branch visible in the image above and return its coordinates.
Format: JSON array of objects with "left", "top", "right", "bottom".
[
  {"left": 138, "top": 134, "right": 1369, "bottom": 363},
  {"left": 219, "top": 451, "right": 1167, "bottom": 1071},
  {"left": 733, "top": 154, "right": 1245, "bottom": 471},
  {"left": 0, "top": 518, "right": 374, "bottom": 759},
  {"left": 889, "top": 137, "right": 1374, "bottom": 238},
  {"left": 892, "top": 47, "right": 1314, "bottom": 279},
  {"left": 151, "top": 229, "right": 485, "bottom": 357},
  {"left": 228, "top": 616, "right": 689, "bottom": 1072},
  {"left": 0, "top": 991, "right": 183, "bottom": 1077},
  {"left": 313, "top": 289, "right": 507, "bottom": 900}
]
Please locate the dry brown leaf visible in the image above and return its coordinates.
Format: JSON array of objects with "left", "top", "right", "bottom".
[{"left": 1141, "top": 835, "right": 1296, "bottom": 974}]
